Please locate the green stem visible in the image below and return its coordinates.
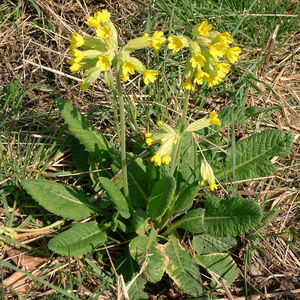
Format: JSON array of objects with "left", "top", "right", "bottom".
[
  {"left": 112, "top": 86, "right": 121, "bottom": 144},
  {"left": 116, "top": 71, "right": 129, "bottom": 201},
  {"left": 169, "top": 91, "right": 190, "bottom": 176},
  {"left": 0, "top": 220, "right": 64, "bottom": 233}
]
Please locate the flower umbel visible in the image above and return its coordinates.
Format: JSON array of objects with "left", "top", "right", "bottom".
[
  {"left": 69, "top": 9, "right": 162, "bottom": 90},
  {"left": 168, "top": 21, "right": 241, "bottom": 89}
]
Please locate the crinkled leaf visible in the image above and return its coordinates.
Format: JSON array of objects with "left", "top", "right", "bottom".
[
  {"left": 216, "top": 129, "right": 294, "bottom": 181},
  {"left": 178, "top": 132, "right": 198, "bottom": 186},
  {"left": 22, "top": 179, "right": 94, "bottom": 220},
  {"left": 168, "top": 208, "right": 205, "bottom": 234},
  {"left": 164, "top": 235, "right": 203, "bottom": 297},
  {"left": 195, "top": 253, "right": 239, "bottom": 287},
  {"left": 57, "top": 99, "right": 113, "bottom": 161},
  {"left": 112, "top": 155, "right": 149, "bottom": 208},
  {"left": 48, "top": 221, "right": 107, "bottom": 256},
  {"left": 147, "top": 176, "right": 176, "bottom": 221},
  {"left": 99, "top": 177, "right": 130, "bottom": 219},
  {"left": 193, "top": 234, "right": 239, "bottom": 255},
  {"left": 129, "top": 235, "right": 165, "bottom": 283},
  {"left": 204, "top": 196, "right": 262, "bottom": 236},
  {"left": 173, "top": 181, "right": 199, "bottom": 215}
]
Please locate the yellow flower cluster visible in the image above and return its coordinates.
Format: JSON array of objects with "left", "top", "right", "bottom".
[
  {"left": 167, "top": 20, "right": 242, "bottom": 89},
  {"left": 69, "top": 10, "right": 165, "bottom": 90},
  {"left": 145, "top": 121, "right": 180, "bottom": 167}
]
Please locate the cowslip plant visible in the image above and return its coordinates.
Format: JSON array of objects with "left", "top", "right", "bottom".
[{"left": 16, "top": 12, "right": 295, "bottom": 298}]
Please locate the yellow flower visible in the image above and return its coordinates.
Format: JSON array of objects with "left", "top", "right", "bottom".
[
  {"left": 150, "top": 154, "right": 162, "bottom": 166},
  {"left": 161, "top": 155, "right": 171, "bottom": 165},
  {"left": 194, "top": 69, "right": 209, "bottom": 85},
  {"left": 143, "top": 69, "right": 158, "bottom": 85},
  {"left": 173, "top": 138, "right": 178, "bottom": 145},
  {"left": 96, "top": 55, "right": 112, "bottom": 71},
  {"left": 96, "top": 26, "right": 111, "bottom": 39},
  {"left": 182, "top": 79, "right": 194, "bottom": 90},
  {"left": 206, "top": 73, "right": 223, "bottom": 87},
  {"left": 210, "top": 183, "right": 217, "bottom": 191},
  {"left": 198, "top": 20, "right": 212, "bottom": 37},
  {"left": 168, "top": 35, "right": 184, "bottom": 53},
  {"left": 190, "top": 53, "right": 206, "bottom": 69},
  {"left": 200, "top": 160, "right": 217, "bottom": 190},
  {"left": 86, "top": 15, "right": 100, "bottom": 28},
  {"left": 149, "top": 31, "right": 166, "bottom": 51},
  {"left": 146, "top": 137, "right": 154, "bottom": 146},
  {"left": 95, "top": 9, "right": 111, "bottom": 24},
  {"left": 122, "top": 74, "right": 129, "bottom": 82},
  {"left": 145, "top": 132, "right": 153, "bottom": 138},
  {"left": 209, "top": 42, "right": 226, "bottom": 59},
  {"left": 209, "top": 110, "right": 221, "bottom": 126},
  {"left": 122, "top": 61, "right": 137, "bottom": 76},
  {"left": 70, "top": 33, "right": 85, "bottom": 49},
  {"left": 157, "top": 120, "right": 163, "bottom": 126},
  {"left": 226, "top": 47, "right": 241, "bottom": 64},
  {"left": 70, "top": 61, "right": 81, "bottom": 73},
  {"left": 217, "top": 32, "right": 233, "bottom": 45},
  {"left": 71, "top": 49, "right": 84, "bottom": 63},
  {"left": 215, "top": 63, "right": 230, "bottom": 78}
]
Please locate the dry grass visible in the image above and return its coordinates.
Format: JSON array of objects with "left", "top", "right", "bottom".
[{"left": 0, "top": 0, "right": 299, "bottom": 298}]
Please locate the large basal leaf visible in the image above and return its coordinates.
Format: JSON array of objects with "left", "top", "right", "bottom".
[
  {"left": 204, "top": 196, "right": 262, "bottom": 236},
  {"left": 147, "top": 176, "right": 176, "bottom": 221},
  {"left": 173, "top": 181, "right": 199, "bottom": 215},
  {"left": 57, "top": 99, "right": 113, "bottom": 160},
  {"left": 48, "top": 221, "right": 107, "bottom": 256},
  {"left": 166, "top": 208, "right": 205, "bottom": 235},
  {"left": 164, "top": 235, "right": 203, "bottom": 297},
  {"left": 129, "top": 234, "right": 165, "bottom": 283},
  {"left": 178, "top": 132, "right": 198, "bottom": 186},
  {"left": 99, "top": 177, "right": 130, "bottom": 219},
  {"left": 195, "top": 253, "right": 239, "bottom": 287},
  {"left": 22, "top": 179, "right": 94, "bottom": 220},
  {"left": 112, "top": 155, "right": 149, "bottom": 208},
  {"left": 193, "top": 234, "right": 239, "bottom": 255},
  {"left": 216, "top": 129, "right": 294, "bottom": 181}
]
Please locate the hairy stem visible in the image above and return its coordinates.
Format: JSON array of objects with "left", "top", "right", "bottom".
[
  {"left": 116, "top": 71, "right": 129, "bottom": 200},
  {"left": 169, "top": 91, "right": 190, "bottom": 176}
]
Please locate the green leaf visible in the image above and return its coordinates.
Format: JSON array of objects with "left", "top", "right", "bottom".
[
  {"left": 166, "top": 208, "right": 205, "bottom": 234},
  {"left": 173, "top": 181, "right": 199, "bottom": 215},
  {"left": 22, "top": 179, "right": 94, "bottom": 220},
  {"left": 178, "top": 132, "right": 198, "bottom": 185},
  {"left": 48, "top": 221, "right": 107, "bottom": 256},
  {"left": 216, "top": 129, "right": 294, "bottom": 180},
  {"left": 164, "top": 235, "right": 203, "bottom": 297},
  {"left": 112, "top": 155, "right": 149, "bottom": 208},
  {"left": 204, "top": 196, "right": 262, "bottom": 236},
  {"left": 195, "top": 253, "right": 239, "bottom": 287},
  {"left": 57, "top": 99, "right": 113, "bottom": 160},
  {"left": 193, "top": 234, "right": 239, "bottom": 255},
  {"left": 218, "top": 106, "right": 249, "bottom": 128},
  {"left": 147, "top": 176, "right": 176, "bottom": 221},
  {"left": 99, "top": 177, "right": 130, "bottom": 219},
  {"left": 129, "top": 234, "right": 165, "bottom": 283}
]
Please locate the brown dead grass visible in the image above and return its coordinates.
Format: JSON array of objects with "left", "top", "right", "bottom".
[{"left": 0, "top": 0, "right": 299, "bottom": 299}]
